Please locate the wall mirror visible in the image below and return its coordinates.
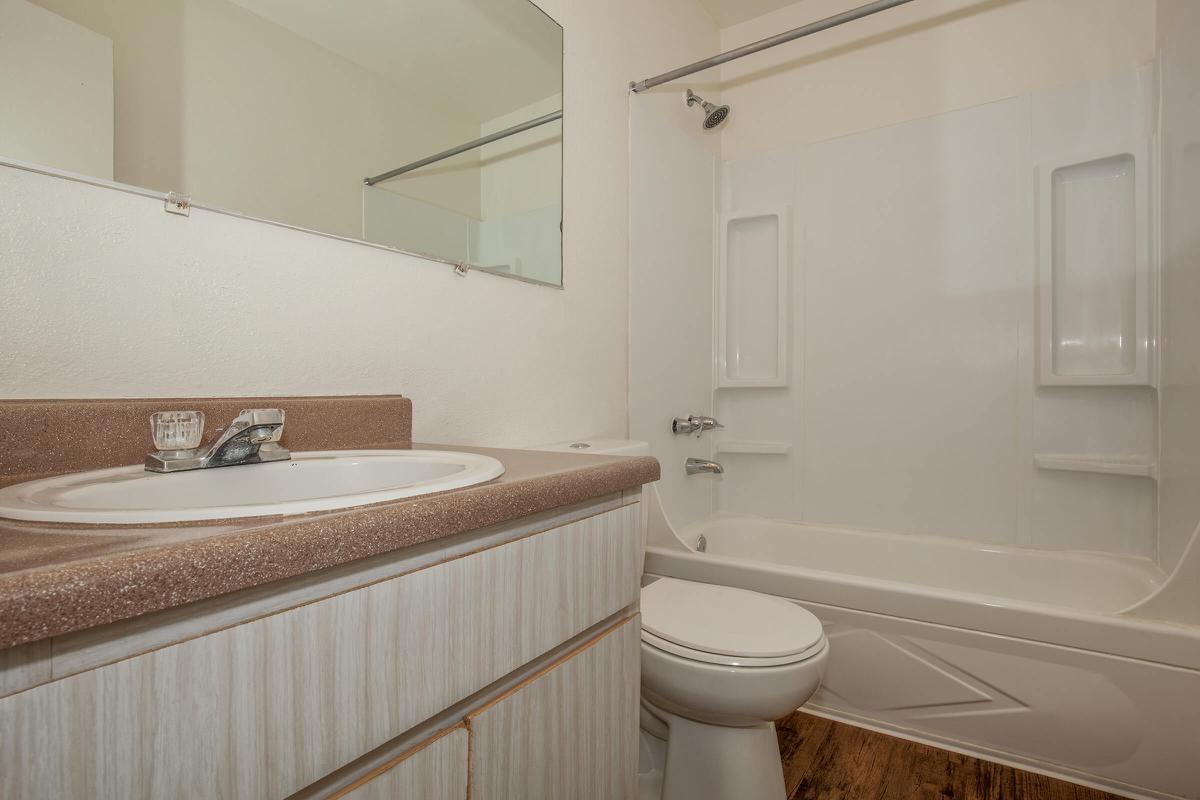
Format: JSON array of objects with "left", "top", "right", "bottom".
[{"left": 0, "top": 0, "right": 564, "bottom": 286}]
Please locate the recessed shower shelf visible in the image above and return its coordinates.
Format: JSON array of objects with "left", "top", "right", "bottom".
[
  {"left": 1036, "top": 141, "right": 1152, "bottom": 387},
  {"left": 714, "top": 440, "right": 792, "bottom": 455},
  {"left": 717, "top": 207, "right": 790, "bottom": 388},
  {"left": 1034, "top": 455, "right": 1158, "bottom": 479}
]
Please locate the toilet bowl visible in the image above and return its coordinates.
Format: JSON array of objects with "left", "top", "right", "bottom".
[{"left": 639, "top": 577, "right": 828, "bottom": 800}]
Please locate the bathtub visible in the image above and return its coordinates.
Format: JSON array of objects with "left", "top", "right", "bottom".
[{"left": 641, "top": 490, "right": 1200, "bottom": 800}]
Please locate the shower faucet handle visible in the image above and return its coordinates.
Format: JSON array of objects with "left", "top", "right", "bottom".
[{"left": 671, "top": 415, "right": 724, "bottom": 437}]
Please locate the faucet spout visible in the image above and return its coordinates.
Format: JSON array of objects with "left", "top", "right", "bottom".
[
  {"left": 685, "top": 457, "right": 724, "bottom": 476},
  {"left": 207, "top": 421, "right": 285, "bottom": 467}
]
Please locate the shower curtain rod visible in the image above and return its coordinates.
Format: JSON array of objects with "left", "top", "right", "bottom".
[
  {"left": 629, "top": 0, "right": 916, "bottom": 93},
  {"left": 364, "top": 110, "right": 563, "bottom": 186}
]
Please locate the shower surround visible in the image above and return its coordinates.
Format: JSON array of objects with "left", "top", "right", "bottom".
[{"left": 629, "top": 5, "right": 1200, "bottom": 796}]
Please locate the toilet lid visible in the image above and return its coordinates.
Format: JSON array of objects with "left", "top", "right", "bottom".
[{"left": 641, "top": 578, "right": 824, "bottom": 660}]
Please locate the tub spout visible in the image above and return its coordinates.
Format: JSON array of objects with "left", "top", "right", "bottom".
[{"left": 686, "top": 458, "right": 724, "bottom": 475}]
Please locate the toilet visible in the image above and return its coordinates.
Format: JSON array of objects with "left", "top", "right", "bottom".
[
  {"left": 531, "top": 439, "right": 828, "bottom": 800},
  {"left": 639, "top": 577, "right": 828, "bottom": 800}
]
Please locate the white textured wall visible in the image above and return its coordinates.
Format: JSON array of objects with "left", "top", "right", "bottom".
[
  {"left": 0, "top": 0, "right": 113, "bottom": 179},
  {"left": 0, "top": 0, "right": 719, "bottom": 447},
  {"left": 717, "top": 0, "right": 1156, "bottom": 161}
]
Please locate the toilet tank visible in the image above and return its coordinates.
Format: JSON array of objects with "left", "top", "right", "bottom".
[
  {"left": 529, "top": 439, "right": 653, "bottom": 572},
  {"left": 530, "top": 439, "right": 651, "bottom": 457}
]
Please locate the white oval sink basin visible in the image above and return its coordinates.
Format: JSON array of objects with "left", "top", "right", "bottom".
[{"left": 0, "top": 450, "right": 504, "bottom": 524}]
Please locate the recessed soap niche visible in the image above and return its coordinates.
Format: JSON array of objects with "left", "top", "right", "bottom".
[
  {"left": 717, "top": 207, "right": 790, "bottom": 388},
  {"left": 1037, "top": 142, "right": 1152, "bottom": 387}
]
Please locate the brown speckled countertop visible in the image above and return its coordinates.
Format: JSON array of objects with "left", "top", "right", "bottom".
[{"left": 0, "top": 397, "right": 659, "bottom": 650}]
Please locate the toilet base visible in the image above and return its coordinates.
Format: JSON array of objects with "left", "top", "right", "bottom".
[
  {"left": 642, "top": 701, "right": 787, "bottom": 800},
  {"left": 637, "top": 727, "right": 668, "bottom": 800}
]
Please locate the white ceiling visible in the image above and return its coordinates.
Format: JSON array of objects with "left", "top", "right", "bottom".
[
  {"left": 231, "top": 0, "right": 562, "bottom": 126},
  {"left": 697, "top": 0, "right": 805, "bottom": 28}
]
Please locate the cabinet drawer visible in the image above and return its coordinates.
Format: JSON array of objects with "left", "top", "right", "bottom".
[{"left": 0, "top": 504, "right": 640, "bottom": 800}]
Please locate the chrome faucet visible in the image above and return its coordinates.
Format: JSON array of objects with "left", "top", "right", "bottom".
[
  {"left": 672, "top": 415, "right": 724, "bottom": 437},
  {"left": 145, "top": 408, "right": 291, "bottom": 473},
  {"left": 686, "top": 457, "right": 724, "bottom": 476}
]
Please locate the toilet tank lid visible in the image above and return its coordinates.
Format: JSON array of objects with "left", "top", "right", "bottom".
[
  {"left": 641, "top": 578, "right": 824, "bottom": 659},
  {"left": 529, "top": 439, "right": 650, "bottom": 457}
]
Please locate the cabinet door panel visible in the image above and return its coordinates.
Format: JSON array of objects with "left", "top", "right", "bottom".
[
  {"left": 342, "top": 728, "right": 466, "bottom": 800},
  {"left": 469, "top": 617, "right": 640, "bottom": 800}
]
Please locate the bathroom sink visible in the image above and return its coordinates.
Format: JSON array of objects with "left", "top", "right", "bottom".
[{"left": 0, "top": 450, "right": 504, "bottom": 525}]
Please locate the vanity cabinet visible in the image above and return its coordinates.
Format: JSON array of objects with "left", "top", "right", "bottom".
[{"left": 0, "top": 500, "right": 642, "bottom": 800}]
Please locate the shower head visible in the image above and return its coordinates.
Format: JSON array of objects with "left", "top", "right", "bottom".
[{"left": 685, "top": 89, "right": 730, "bottom": 130}]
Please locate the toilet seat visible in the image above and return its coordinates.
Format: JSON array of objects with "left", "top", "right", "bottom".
[
  {"left": 641, "top": 578, "right": 825, "bottom": 667},
  {"left": 641, "top": 628, "right": 825, "bottom": 667}
]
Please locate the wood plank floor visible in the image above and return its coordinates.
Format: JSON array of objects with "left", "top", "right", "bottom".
[{"left": 775, "top": 712, "right": 1126, "bottom": 800}]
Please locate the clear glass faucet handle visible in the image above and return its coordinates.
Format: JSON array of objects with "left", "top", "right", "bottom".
[{"left": 150, "top": 411, "right": 205, "bottom": 451}]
